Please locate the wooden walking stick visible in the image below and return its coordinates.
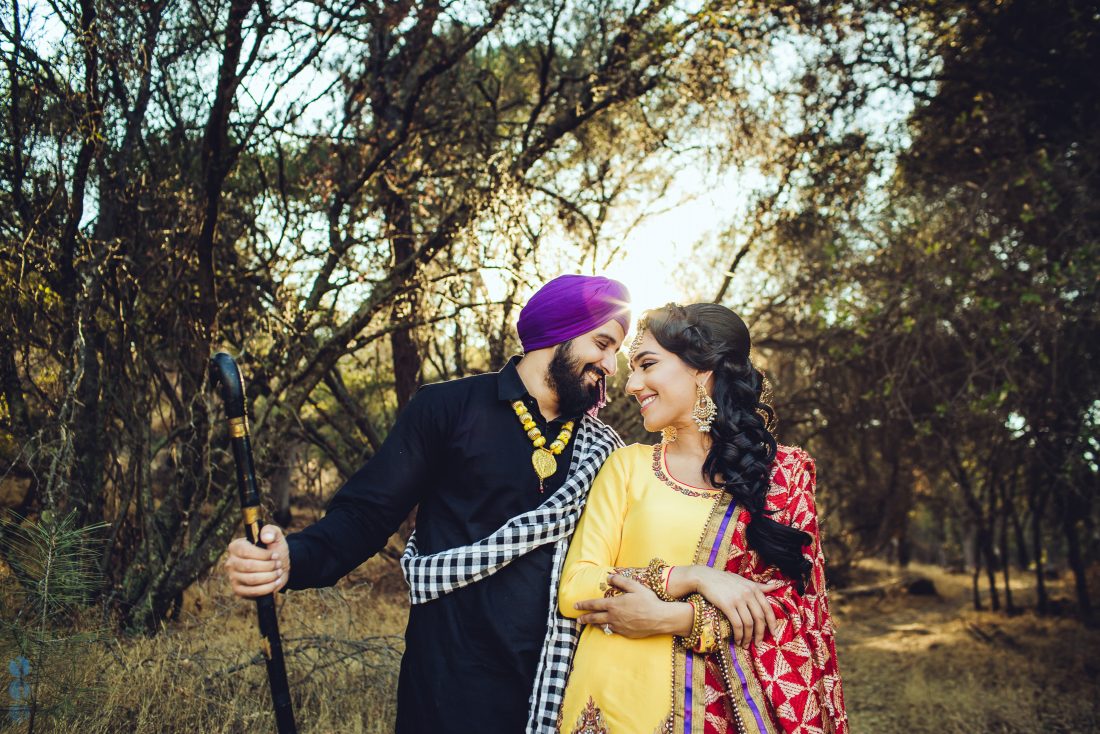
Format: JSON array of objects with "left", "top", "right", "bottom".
[{"left": 210, "top": 352, "right": 297, "bottom": 734}]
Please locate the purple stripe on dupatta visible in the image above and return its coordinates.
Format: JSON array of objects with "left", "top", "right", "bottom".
[
  {"left": 707, "top": 500, "right": 767, "bottom": 732},
  {"left": 684, "top": 651, "right": 694, "bottom": 733},
  {"left": 729, "top": 642, "right": 768, "bottom": 732},
  {"left": 707, "top": 500, "right": 739, "bottom": 568},
  {"left": 683, "top": 500, "right": 742, "bottom": 731}
]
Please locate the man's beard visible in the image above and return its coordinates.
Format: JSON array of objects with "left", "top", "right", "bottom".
[{"left": 546, "top": 341, "right": 604, "bottom": 418}]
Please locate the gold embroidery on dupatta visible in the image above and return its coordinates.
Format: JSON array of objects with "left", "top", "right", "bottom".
[
  {"left": 670, "top": 493, "right": 738, "bottom": 734},
  {"left": 717, "top": 642, "right": 779, "bottom": 734},
  {"left": 668, "top": 491, "right": 781, "bottom": 734}
]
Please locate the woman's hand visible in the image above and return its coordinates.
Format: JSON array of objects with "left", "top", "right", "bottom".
[
  {"left": 573, "top": 575, "right": 693, "bottom": 638},
  {"left": 673, "top": 565, "right": 782, "bottom": 647}
]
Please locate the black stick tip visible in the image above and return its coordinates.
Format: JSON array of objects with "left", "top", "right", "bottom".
[{"left": 209, "top": 352, "right": 246, "bottom": 418}]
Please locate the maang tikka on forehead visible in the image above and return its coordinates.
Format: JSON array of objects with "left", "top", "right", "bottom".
[{"left": 627, "top": 318, "right": 649, "bottom": 362}]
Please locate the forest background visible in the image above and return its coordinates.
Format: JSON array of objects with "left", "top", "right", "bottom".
[{"left": 0, "top": 0, "right": 1097, "bottom": 731}]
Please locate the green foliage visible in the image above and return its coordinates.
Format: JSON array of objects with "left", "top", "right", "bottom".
[
  {"left": 0, "top": 511, "right": 107, "bottom": 729},
  {"left": 1, "top": 512, "right": 104, "bottom": 618},
  {"left": 738, "top": 0, "right": 1099, "bottom": 615}
]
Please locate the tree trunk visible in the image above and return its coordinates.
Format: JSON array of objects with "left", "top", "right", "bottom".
[
  {"left": 948, "top": 445, "right": 990, "bottom": 612},
  {"left": 896, "top": 516, "right": 911, "bottom": 568},
  {"left": 195, "top": 0, "right": 256, "bottom": 342},
  {"left": 0, "top": 329, "right": 31, "bottom": 438},
  {"left": 452, "top": 320, "right": 468, "bottom": 377},
  {"left": 269, "top": 441, "right": 299, "bottom": 528},
  {"left": 981, "top": 526, "right": 1000, "bottom": 612},
  {"left": 391, "top": 318, "right": 422, "bottom": 409},
  {"left": 69, "top": 325, "right": 108, "bottom": 525},
  {"left": 970, "top": 529, "right": 983, "bottom": 611},
  {"left": 981, "top": 476, "right": 1000, "bottom": 612},
  {"left": 382, "top": 179, "right": 422, "bottom": 409},
  {"left": 1058, "top": 497, "right": 1094, "bottom": 623},
  {"left": 1010, "top": 470, "right": 1029, "bottom": 569},
  {"left": 1031, "top": 495, "right": 1048, "bottom": 614},
  {"left": 998, "top": 479, "right": 1015, "bottom": 613}
]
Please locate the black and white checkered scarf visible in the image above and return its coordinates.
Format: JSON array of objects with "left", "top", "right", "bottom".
[{"left": 400, "top": 413, "right": 623, "bottom": 734}]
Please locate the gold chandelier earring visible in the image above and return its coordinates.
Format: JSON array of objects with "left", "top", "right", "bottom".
[{"left": 691, "top": 384, "right": 717, "bottom": 432}]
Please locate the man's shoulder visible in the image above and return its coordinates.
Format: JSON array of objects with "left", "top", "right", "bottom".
[
  {"left": 581, "top": 412, "right": 622, "bottom": 437},
  {"left": 416, "top": 370, "right": 498, "bottom": 400}
]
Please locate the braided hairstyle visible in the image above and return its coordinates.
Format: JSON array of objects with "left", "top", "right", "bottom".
[{"left": 644, "top": 303, "right": 811, "bottom": 588}]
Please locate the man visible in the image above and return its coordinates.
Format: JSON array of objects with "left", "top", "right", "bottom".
[{"left": 225, "top": 274, "right": 630, "bottom": 733}]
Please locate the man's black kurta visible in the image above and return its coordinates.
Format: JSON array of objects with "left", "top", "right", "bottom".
[{"left": 286, "top": 357, "right": 579, "bottom": 733}]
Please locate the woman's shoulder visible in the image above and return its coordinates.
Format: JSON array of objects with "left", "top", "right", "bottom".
[
  {"left": 607, "top": 442, "right": 657, "bottom": 466},
  {"left": 595, "top": 442, "right": 658, "bottom": 476},
  {"left": 589, "top": 443, "right": 654, "bottom": 493}
]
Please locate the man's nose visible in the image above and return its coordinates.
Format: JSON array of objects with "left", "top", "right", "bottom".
[{"left": 600, "top": 352, "right": 617, "bottom": 377}]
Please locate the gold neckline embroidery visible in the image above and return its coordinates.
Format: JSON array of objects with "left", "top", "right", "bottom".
[{"left": 651, "top": 444, "right": 723, "bottom": 499}]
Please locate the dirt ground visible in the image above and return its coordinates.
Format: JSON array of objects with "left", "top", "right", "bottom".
[{"left": 834, "top": 560, "right": 1100, "bottom": 733}]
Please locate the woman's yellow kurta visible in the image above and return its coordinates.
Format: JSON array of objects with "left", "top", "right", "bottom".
[{"left": 557, "top": 442, "right": 724, "bottom": 733}]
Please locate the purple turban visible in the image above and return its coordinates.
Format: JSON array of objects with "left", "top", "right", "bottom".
[{"left": 517, "top": 274, "right": 631, "bottom": 352}]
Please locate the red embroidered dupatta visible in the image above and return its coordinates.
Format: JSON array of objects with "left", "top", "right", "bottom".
[{"left": 668, "top": 447, "right": 849, "bottom": 734}]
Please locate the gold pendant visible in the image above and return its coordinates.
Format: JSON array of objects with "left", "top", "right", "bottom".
[{"left": 532, "top": 448, "right": 557, "bottom": 481}]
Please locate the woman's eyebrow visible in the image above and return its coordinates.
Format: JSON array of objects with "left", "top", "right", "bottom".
[{"left": 629, "top": 350, "right": 656, "bottom": 367}]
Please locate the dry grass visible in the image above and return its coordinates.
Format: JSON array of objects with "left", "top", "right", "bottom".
[
  {"left": 837, "top": 561, "right": 1100, "bottom": 733},
  {"left": 5, "top": 555, "right": 410, "bottom": 733},
  {"left": 5, "top": 557, "right": 1099, "bottom": 732}
]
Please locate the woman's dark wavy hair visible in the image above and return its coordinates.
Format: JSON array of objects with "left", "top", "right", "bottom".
[{"left": 644, "top": 303, "right": 811, "bottom": 588}]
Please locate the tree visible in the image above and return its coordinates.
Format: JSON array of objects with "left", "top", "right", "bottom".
[
  {"left": 730, "top": 0, "right": 1100, "bottom": 616},
  {"left": 1, "top": 0, "right": 850, "bottom": 629}
]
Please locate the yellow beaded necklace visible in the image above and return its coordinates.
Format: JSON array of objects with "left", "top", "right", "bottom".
[{"left": 511, "top": 400, "right": 575, "bottom": 492}]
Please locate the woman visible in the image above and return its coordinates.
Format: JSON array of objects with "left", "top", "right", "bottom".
[{"left": 556, "top": 303, "right": 847, "bottom": 734}]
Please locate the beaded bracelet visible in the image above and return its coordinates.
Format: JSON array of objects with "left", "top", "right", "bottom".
[
  {"left": 678, "top": 593, "right": 707, "bottom": 650},
  {"left": 696, "top": 602, "right": 724, "bottom": 653},
  {"left": 695, "top": 604, "right": 721, "bottom": 653},
  {"left": 678, "top": 593, "right": 727, "bottom": 654}
]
